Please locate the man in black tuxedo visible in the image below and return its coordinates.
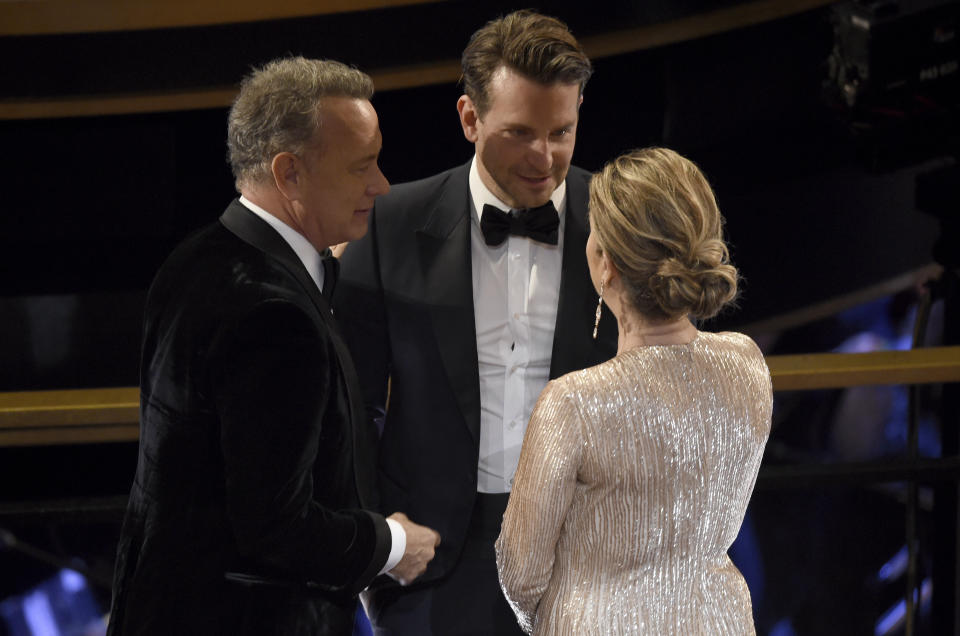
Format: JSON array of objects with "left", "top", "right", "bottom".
[
  {"left": 107, "top": 57, "right": 439, "bottom": 636},
  {"left": 335, "top": 12, "right": 617, "bottom": 635}
]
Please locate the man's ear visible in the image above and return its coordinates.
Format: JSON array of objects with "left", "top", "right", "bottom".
[
  {"left": 457, "top": 95, "right": 480, "bottom": 144},
  {"left": 271, "top": 152, "right": 300, "bottom": 201}
]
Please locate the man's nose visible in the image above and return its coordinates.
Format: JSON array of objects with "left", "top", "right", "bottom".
[
  {"left": 368, "top": 166, "right": 390, "bottom": 196},
  {"left": 527, "top": 138, "right": 553, "bottom": 172}
]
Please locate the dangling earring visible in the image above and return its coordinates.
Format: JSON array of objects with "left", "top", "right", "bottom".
[{"left": 592, "top": 278, "right": 604, "bottom": 340}]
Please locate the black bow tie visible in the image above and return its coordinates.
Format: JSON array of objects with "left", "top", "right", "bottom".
[{"left": 480, "top": 202, "right": 559, "bottom": 246}]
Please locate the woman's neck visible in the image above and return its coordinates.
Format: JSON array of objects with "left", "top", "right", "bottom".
[{"left": 615, "top": 312, "right": 698, "bottom": 354}]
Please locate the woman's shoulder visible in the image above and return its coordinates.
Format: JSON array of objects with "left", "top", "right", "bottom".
[
  {"left": 546, "top": 354, "right": 636, "bottom": 400},
  {"left": 699, "top": 330, "right": 764, "bottom": 359},
  {"left": 701, "top": 331, "right": 772, "bottom": 391}
]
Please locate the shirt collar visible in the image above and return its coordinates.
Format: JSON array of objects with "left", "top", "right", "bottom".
[
  {"left": 238, "top": 195, "right": 324, "bottom": 293},
  {"left": 468, "top": 155, "right": 567, "bottom": 226}
]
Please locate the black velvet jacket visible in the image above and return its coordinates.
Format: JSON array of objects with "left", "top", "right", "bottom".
[{"left": 107, "top": 201, "right": 391, "bottom": 636}]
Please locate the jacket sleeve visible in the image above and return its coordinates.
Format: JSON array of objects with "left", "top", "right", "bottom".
[
  {"left": 209, "top": 298, "right": 390, "bottom": 595},
  {"left": 495, "top": 379, "right": 583, "bottom": 633}
]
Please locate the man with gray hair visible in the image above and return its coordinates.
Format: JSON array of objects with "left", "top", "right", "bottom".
[{"left": 107, "top": 56, "right": 439, "bottom": 636}]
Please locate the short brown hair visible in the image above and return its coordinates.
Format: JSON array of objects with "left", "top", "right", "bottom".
[
  {"left": 461, "top": 10, "right": 592, "bottom": 117},
  {"left": 589, "top": 148, "right": 739, "bottom": 321},
  {"left": 227, "top": 56, "right": 374, "bottom": 188}
]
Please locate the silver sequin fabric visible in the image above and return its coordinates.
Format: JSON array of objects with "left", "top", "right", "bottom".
[{"left": 496, "top": 331, "right": 772, "bottom": 635}]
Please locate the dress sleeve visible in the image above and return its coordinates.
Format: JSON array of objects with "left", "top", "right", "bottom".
[{"left": 495, "top": 378, "right": 582, "bottom": 633}]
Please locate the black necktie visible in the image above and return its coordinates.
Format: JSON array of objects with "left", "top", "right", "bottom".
[
  {"left": 480, "top": 202, "right": 559, "bottom": 246},
  {"left": 321, "top": 253, "right": 339, "bottom": 301}
]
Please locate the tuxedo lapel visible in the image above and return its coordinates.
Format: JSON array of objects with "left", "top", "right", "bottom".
[
  {"left": 219, "top": 200, "right": 377, "bottom": 508},
  {"left": 219, "top": 200, "right": 327, "bottom": 313},
  {"left": 414, "top": 165, "right": 481, "bottom": 444},
  {"left": 550, "top": 169, "right": 610, "bottom": 378}
]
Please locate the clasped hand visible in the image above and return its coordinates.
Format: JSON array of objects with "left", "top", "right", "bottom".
[{"left": 386, "top": 512, "right": 441, "bottom": 586}]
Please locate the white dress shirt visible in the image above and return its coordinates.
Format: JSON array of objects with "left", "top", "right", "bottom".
[
  {"left": 237, "top": 196, "right": 405, "bottom": 574},
  {"left": 239, "top": 196, "right": 325, "bottom": 292},
  {"left": 468, "top": 157, "right": 566, "bottom": 494}
]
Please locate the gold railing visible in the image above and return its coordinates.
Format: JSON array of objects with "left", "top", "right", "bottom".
[
  {"left": 0, "top": 387, "right": 138, "bottom": 447},
  {"left": 1, "top": 345, "right": 957, "bottom": 447},
  {"left": 766, "top": 346, "right": 960, "bottom": 391}
]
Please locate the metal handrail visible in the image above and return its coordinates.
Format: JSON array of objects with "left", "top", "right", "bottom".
[{"left": 1, "top": 345, "right": 958, "bottom": 448}]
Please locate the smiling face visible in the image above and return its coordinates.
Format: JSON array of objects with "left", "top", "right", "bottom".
[
  {"left": 290, "top": 97, "right": 390, "bottom": 250},
  {"left": 458, "top": 66, "right": 581, "bottom": 209}
]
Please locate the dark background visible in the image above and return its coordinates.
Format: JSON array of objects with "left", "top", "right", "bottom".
[
  {"left": 1, "top": 1, "right": 952, "bottom": 391},
  {"left": 0, "top": 1, "right": 957, "bottom": 633}
]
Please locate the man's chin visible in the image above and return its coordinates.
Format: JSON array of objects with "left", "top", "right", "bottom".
[{"left": 346, "top": 220, "right": 371, "bottom": 243}]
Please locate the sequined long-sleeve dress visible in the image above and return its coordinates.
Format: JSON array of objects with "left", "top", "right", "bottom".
[{"left": 495, "top": 331, "right": 772, "bottom": 635}]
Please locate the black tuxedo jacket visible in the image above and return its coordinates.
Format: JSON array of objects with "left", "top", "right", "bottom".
[
  {"left": 107, "top": 201, "right": 391, "bottom": 636},
  {"left": 335, "top": 162, "right": 617, "bottom": 582}
]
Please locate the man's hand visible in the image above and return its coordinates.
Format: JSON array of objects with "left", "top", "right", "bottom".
[
  {"left": 331, "top": 242, "right": 348, "bottom": 258},
  {"left": 387, "top": 512, "right": 441, "bottom": 585}
]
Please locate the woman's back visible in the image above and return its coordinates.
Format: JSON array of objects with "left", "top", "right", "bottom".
[{"left": 496, "top": 331, "right": 772, "bottom": 635}]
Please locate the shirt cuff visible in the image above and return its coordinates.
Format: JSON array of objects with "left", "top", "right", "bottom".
[{"left": 379, "top": 517, "right": 407, "bottom": 575}]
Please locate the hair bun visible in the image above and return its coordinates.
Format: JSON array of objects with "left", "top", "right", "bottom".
[
  {"left": 648, "top": 258, "right": 738, "bottom": 320},
  {"left": 588, "top": 147, "right": 740, "bottom": 322}
]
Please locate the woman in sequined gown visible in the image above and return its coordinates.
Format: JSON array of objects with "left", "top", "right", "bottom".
[{"left": 495, "top": 148, "right": 772, "bottom": 635}]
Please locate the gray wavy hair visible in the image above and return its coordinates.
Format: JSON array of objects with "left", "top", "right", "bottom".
[{"left": 227, "top": 56, "right": 374, "bottom": 188}]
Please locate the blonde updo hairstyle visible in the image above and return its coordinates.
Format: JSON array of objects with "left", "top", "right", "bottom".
[{"left": 589, "top": 147, "right": 738, "bottom": 321}]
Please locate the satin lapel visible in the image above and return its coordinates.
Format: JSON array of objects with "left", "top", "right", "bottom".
[
  {"left": 220, "top": 201, "right": 376, "bottom": 508},
  {"left": 414, "top": 166, "right": 481, "bottom": 444},
  {"left": 550, "top": 170, "right": 610, "bottom": 378},
  {"left": 220, "top": 200, "right": 325, "bottom": 311}
]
